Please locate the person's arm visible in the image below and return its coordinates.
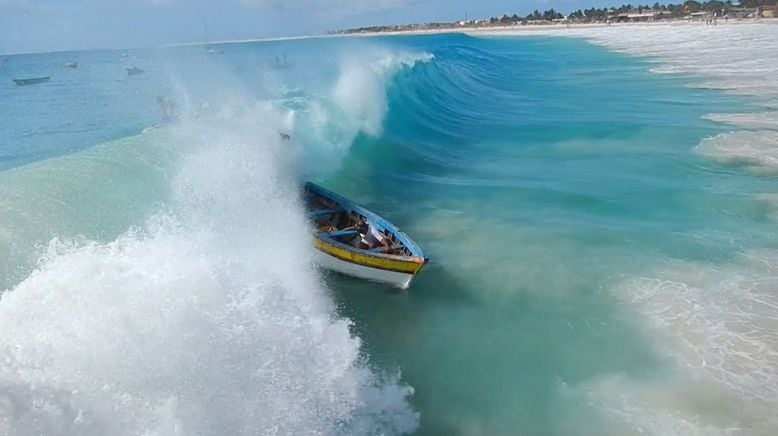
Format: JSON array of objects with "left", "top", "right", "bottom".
[{"left": 381, "top": 238, "right": 391, "bottom": 253}]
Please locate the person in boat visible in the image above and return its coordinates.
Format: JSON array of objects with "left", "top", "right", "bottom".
[
  {"left": 320, "top": 217, "right": 391, "bottom": 253},
  {"left": 355, "top": 219, "right": 391, "bottom": 253}
]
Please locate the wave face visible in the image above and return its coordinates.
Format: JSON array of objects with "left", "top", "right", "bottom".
[{"left": 0, "top": 41, "right": 429, "bottom": 435}]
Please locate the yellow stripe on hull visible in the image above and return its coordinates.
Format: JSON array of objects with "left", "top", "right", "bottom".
[{"left": 314, "top": 238, "right": 426, "bottom": 275}]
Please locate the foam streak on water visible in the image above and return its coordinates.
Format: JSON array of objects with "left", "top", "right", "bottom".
[{"left": 597, "top": 251, "right": 778, "bottom": 435}]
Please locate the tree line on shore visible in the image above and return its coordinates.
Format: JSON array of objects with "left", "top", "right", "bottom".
[
  {"left": 490, "top": 0, "right": 776, "bottom": 24},
  {"left": 334, "top": 0, "right": 776, "bottom": 33}
]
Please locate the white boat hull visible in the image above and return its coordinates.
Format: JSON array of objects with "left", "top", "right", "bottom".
[{"left": 313, "top": 249, "right": 415, "bottom": 289}]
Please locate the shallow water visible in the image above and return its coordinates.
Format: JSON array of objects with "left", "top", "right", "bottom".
[{"left": 1, "top": 28, "right": 777, "bottom": 435}]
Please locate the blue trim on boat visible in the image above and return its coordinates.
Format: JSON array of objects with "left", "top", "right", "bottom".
[
  {"left": 309, "top": 209, "right": 339, "bottom": 218},
  {"left": 324, "top": 229, "right": 358, "bottom": 238}
]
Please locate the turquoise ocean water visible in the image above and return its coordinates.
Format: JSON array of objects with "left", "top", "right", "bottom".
[{"left": 1, "top": 33, "right": 776, "bottom": 435}]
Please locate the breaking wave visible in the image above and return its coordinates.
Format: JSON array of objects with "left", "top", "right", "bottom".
[{"left": 0, "top": 45, "right": 431, "bottom": 435}]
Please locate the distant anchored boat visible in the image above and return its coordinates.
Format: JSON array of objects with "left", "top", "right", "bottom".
[
  {"left": 126, "top": 67, "right": 143, "bottom": 76},
  {"left": 13, "top": 76, "right": 50, "bottom": 86},
  {"left": 306, "top": 182, "right": 429, "bottom": 289},
  {"left": 63, "top": 62, "right": 78, "bottom": 68}
]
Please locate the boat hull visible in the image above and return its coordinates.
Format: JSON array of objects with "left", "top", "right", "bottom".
[
  {"left": 13, "top": 77, "right": 50, "bottom": 86},
  {"left": 313, "top": 249, "right": 416, "bottom": 289}
]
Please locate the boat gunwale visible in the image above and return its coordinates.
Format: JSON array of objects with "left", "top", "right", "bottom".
[
  {"left": 314, "top": 232, "right": 426, "bottom": 266},
  {"left": 315, "top": 238, "right": 423, "bottom": 275}
]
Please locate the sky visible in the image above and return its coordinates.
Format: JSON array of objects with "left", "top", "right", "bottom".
[{"left": 0, "top": 0, "right": 618, "bottom": 54}]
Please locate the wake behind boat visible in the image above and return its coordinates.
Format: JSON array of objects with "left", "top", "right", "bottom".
[
  {"left": 305, "top": 182, "right": 428, "bottom": 289},
  {"left": 13, "top": 76, "right": 50, "bottom": 86}
]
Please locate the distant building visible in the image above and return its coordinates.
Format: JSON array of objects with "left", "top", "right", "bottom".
[
  {"left": 727, "top": 7, "right": 755, "bottom": 19},
  {"left": 687, "top": 11, "right": 713, "bottom": 21},
  {"left": 616, "top": 10, "right": 672, "bottom": 22}
]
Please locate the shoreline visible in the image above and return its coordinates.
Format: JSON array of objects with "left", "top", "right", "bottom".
[
  {"left": 344, "top": 17, "right": 778, "bottom": 39},
  {"left": 174, "top": 18, "right": 778, "bottom": 48},
  {"left": 4, "top": 18, "right": 776, "bottom": 56}
]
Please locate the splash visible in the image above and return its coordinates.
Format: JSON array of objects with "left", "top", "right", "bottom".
[
  {"left": 297, "top": 49, "right": 433, "bottom": 173},
  {"left": 331, "top": 50, "right": 434, "bottom": 137},
  {"left": 580, "top": 250, "right": 778, "bottom": 435},
  {"left": 0, "top": 46, "right": 424, "bottom": 435}
]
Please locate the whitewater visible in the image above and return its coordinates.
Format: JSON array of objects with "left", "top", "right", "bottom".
[
  {"left": 0, "top": 44, "right": 428, "bottom": 435},
  {"left": 2, "top": 23, "right": 778, "bottom": 436}
]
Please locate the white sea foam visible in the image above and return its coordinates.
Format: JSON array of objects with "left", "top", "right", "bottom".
[
  {"left": 756, "top": 193, "right": 778, "bottom": 222},
  {"left": 589, "top": 251, "right": 778, "bottom": 435},
  {"left": 329, "top": 50, "right": 432, "bottom": 140},
  {"left": 570, "top": 374, "right": 755, "bottom": 436},
  {"left": 273, "top": 49, "right": 432, "bottom": 176},
  {"left": 557, "top": 250, "right": 778, "bottom": 435},
  {"left": 0, "top": 48, "right": 424, "bottom": 435},
  {"left": 704, "top": 112, "right": 778, "bottom": 130},
  {"left": 696, "top": 130, "right": 778, "bottom": 172}
]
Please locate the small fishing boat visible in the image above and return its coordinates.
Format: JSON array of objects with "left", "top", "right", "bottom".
[
  {"left": 13, "top": 76, "right": 50, "bottom": 86},
  {"left": 305, "top": 182, "right": 428, "bottom": 289},
  {"left": 126, "top": 67, "right": 143, "bottom": 76},
  {"left": 63, "top": 62, "right": 78, "bottom": 68}
]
